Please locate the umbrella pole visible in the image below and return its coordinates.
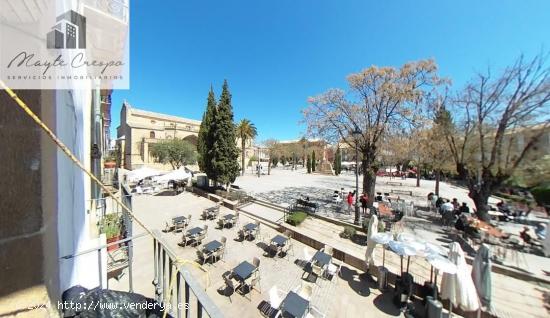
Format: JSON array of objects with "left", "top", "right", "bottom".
[
  {"left": 406, "top": 256, "right": 411, "bottom": 273},
  {"left": 382, "top": 246, "right": 386, "bottom": 267},
  {"left": 430, "top": 265, "right": 433, "bottom": 283},
  {"left": 400, "top": 256, "right": 403, "bottom": 276}
]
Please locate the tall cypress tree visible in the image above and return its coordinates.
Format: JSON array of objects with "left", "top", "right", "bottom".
[
  {"left": 197, "top": 87, "right": 217, "bottom": 174},
  {"left": 210, "top": 80, "right": 240, "bottom": 186},
  {"left": 307, "top": 154, "right": 312, "bottom": 173},
  {"left": 311, "top": 150, "right": 316, "bottom": 172}
]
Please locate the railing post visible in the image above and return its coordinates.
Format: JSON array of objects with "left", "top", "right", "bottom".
[
  {"left": 176, "top": 272, "right": 182, "bottom": 318},
  {"left": 97, "top": 249, "right": 103, "bottom": 289},
  {"left": 153, "top": 239, "right": 159, "bottom": 299},
  {"left": 184, "top": 281, "right": 190, "bottom": 318}
]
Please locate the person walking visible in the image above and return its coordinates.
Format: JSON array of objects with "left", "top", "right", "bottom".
[
  {"left": 360, "top": 193, "right": 369, "bottom": 215},
  {"left": 347, "top": 192, "right": 354, "bottom": 214}
]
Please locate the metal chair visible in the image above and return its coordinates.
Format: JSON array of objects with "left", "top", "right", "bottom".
[
  {"left": 220, "top": 272, "right": 239, "bottom": 303},
  {"left": 297, "top": 284, "right": 313, "bottom": 301}
]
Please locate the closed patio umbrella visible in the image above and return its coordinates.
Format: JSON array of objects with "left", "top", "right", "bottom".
[
  {"left": 426, "top": 253, "right": 457, "bottom": 292},
  {"left": 472, "top": 244, "right": 492, "bottom": 311},
  {"left": 371, "top": 232, "right": 392, "bottom": 267},
  {"left": 365, "top": 214, "right": 379, "bottom": 271},
  {"left": 441, "top": 242, "right": 480, "bottom": 317}
]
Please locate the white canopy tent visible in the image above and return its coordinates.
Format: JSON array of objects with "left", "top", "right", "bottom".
[
  {"left": 126, "top": 166, "right": 164, "bottom": 183},
  {"left": 152, "top": 168, "right": 192, "bottom": 187}
]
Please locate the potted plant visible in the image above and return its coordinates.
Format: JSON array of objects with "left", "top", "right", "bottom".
[{"left": 102, "top": 214, "right": 123, "bottom": 251}]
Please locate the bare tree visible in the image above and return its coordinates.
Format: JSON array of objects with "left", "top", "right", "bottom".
[
  {"left": 263, "top": 139, "right": 280, "bottom": 175},
  {"left": 443, "top": 53, "right": 550, "bottom": 220},
  {"left": 303, "top": 60, "right": 443, "bottom": 223}
]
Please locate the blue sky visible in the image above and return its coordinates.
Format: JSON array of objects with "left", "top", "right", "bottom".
[{"left": 111, "top": 0, "right": 550, "bottom": 141}]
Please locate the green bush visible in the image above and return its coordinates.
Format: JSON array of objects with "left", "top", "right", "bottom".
[
  {"left": 101, "top": 214, "right": 122, "bottom": 239},
  {"left": 531, "top": 183, "right": 550, "bottom": 208},
  {"left": 339, "top": 226, "right": 357, "bottom": 239},
  {"left": 286, "top": 211, "right": 307, "bottom": 226}
]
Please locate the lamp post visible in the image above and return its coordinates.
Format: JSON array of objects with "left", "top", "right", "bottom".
[
  {"left": 257, "top": 146, "right": 261, "bottom": 178},
  {"left": 352, "top": 127, "right": 362, "bottom": 225}
]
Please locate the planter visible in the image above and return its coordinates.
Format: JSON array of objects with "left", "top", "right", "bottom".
[
  {"left": 104, "top": 161, "right": 116, "bottom": 169},
  {"left": 107, "top": 235, "right": 123, "bottom": 252}
]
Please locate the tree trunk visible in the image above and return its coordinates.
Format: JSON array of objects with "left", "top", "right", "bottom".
[
  {"left": 361, "top": 157, "right": 377, "bottom": 223},
  {"left": 469, "top": 187, "right": 491, "bottom": 222},
  {"left": 241, "top": 139, "right": 246, "bottom": 176},
  {"left": 416, "top": 165, "right": 421, "bottom": 187},
  {"left": 268, "top": 154, "right": 271, "bottom": 175},
  {"left": 435, "top": 170, "right": 440, "bottom": 196}
]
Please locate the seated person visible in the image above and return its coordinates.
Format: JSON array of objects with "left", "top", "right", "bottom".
[
  {"left": 535, "top": 223, "right": 547, "bottom": 240},
  {"left": 457, "top": 202, "right": 470, "bottom": 215},
  {"left": 451, "top": 198, "right": 460, "bottom": 211},
  {"left": 497, "top": 200, "right": 511, "bottom": 214},
  {"left": 375, "top": 192, "right": 383, "bottom": 202},
  {"left": 455, "top": 215, "right": 468, "bottom": 231},
  {"left": 520, "top": 227, "right": 533, "bottom": 244},
  {"left": 435, "top": 196, "right": 444, "bottom": 209},
  {"left": 440, "top": 200, "right": 454, "bottom": 214}
]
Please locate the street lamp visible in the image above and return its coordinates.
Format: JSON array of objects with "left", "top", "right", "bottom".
[{"left": 352, "top": 126, "right": 362, "bottom": 225}]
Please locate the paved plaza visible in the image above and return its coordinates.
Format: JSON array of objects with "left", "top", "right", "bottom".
[{"left": 109, "top": 182, "right": 548, "bottom": 318}]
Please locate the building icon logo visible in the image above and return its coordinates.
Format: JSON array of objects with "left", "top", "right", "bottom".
[{"left": 47, "top": 10, "right": 86, "bottom": 49}]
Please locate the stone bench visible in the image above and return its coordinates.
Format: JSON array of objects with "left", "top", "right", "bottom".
[{"left": 391, "top": 189, "right": 413, "bottom": 196}]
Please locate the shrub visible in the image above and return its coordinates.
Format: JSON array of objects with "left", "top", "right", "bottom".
[
  {"left": 286, "top": 211, "right": 307, "bottom": 226},
  {"left": 339, "top": 226, "right": 356, "bottom": 239},
  {"left": 101, "top": 214, "right": 122, "bottom": 239},
  {"left": 531, "top": 183, "right": 550, "bottom": 209}
]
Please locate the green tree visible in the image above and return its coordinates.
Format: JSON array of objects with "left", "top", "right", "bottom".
[
  {"left": 197, "top": 87, "right": 217, "bottom": 173},
  {"left": 150, "top": 139, "right": 197, "bottom": 169},
  {"left": 210, "top": 80, "right": 240, "bottom": 186},
  {"left": 236, "top": 119, "right": 257, "bottom": 176},
  {"left": 306, "top": 154, "right": 312, "bottom": 173},
  {"left": 311, "top": 150, "right": 316, "bottom": 172}
]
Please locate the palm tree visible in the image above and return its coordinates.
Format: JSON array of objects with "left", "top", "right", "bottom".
[{"left": 236, "top": 119, "right": 257, "bottom": 176}]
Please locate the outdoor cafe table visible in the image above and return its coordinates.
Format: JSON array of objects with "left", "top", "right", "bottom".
[
  {"left": 312, "top": 250, "right": 332, "bottom": 267},
  {"left": 172, "top": 216, "right": 187, "bottom": 230},
  {"left": 203, "top": 240, "right": 222, "bottom": 253},
  {"left": 271, "top": 234, "right": 288, "bottom": 247},
  {"left": 222, "top": 214, "right": 235, "bottom": 220},
  {"left": 186, "top": 227, "right": 203, "bottom": 237},
  {"left": 232, "top": 261, "right": 257, "bottom": 281},
  {"left": 280, "top": 291, "right": 309, "bottom": 318},
  {"left": 468, "top": 218, "right": 505, "bottom": 238}
]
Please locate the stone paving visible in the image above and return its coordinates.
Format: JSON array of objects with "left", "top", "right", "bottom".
[
  {"left": 109, "top": 192, "right": 404, "bottom": 318},
  {"left": 234, "top": 168, "right": 550, "bottom": 278}
]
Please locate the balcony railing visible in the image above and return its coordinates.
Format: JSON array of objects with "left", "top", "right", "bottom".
[
  {"left": 63, "top": 186, "right": 223, "bottom": 318},
  {"left": 153, "top": 230, "right": 223, "bottom": 318}
]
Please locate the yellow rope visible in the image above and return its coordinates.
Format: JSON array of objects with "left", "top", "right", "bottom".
[{"left": 0, "top": 80, "right": 210, "bottom": 313}]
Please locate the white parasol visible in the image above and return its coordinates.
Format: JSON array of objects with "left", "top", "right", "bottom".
[
  {"left": 440, "top": 242, "right": 480, "bottom": 317},
  {"left": 389, "top": 240, "right": 417, "bottom": 274},
  {"left": 365, "top": 214, "right": 379, "bottom": 270},
  {"left": 370, "top": 232, "right": 392, "bottom": 267}
]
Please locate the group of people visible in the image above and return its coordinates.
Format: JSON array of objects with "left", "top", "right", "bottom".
[
  {"left": 342, "top": 191, "right": 370, "bottom": 214},
  {"left": 428, "top": 193, "right": 470, "bottom": 216}
]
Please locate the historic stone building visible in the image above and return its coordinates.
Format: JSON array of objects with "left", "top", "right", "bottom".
[
  {"left": 116, "top": 102, "right": 257, "bottom": 171},
  {"left": 116, "top": 102, "right": 202, "bottom": 170}
]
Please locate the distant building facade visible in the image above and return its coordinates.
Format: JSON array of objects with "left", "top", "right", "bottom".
[
  {"left": 116, "top": 102, "right": 256, "bottom": 171},
  {"left": 116, "top": 102, "right": 201, "bottom": 170}
]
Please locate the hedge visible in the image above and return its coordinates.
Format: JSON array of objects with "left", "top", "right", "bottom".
[{"left": 286, "top": 211, "right": 308, "bottom": 226}]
